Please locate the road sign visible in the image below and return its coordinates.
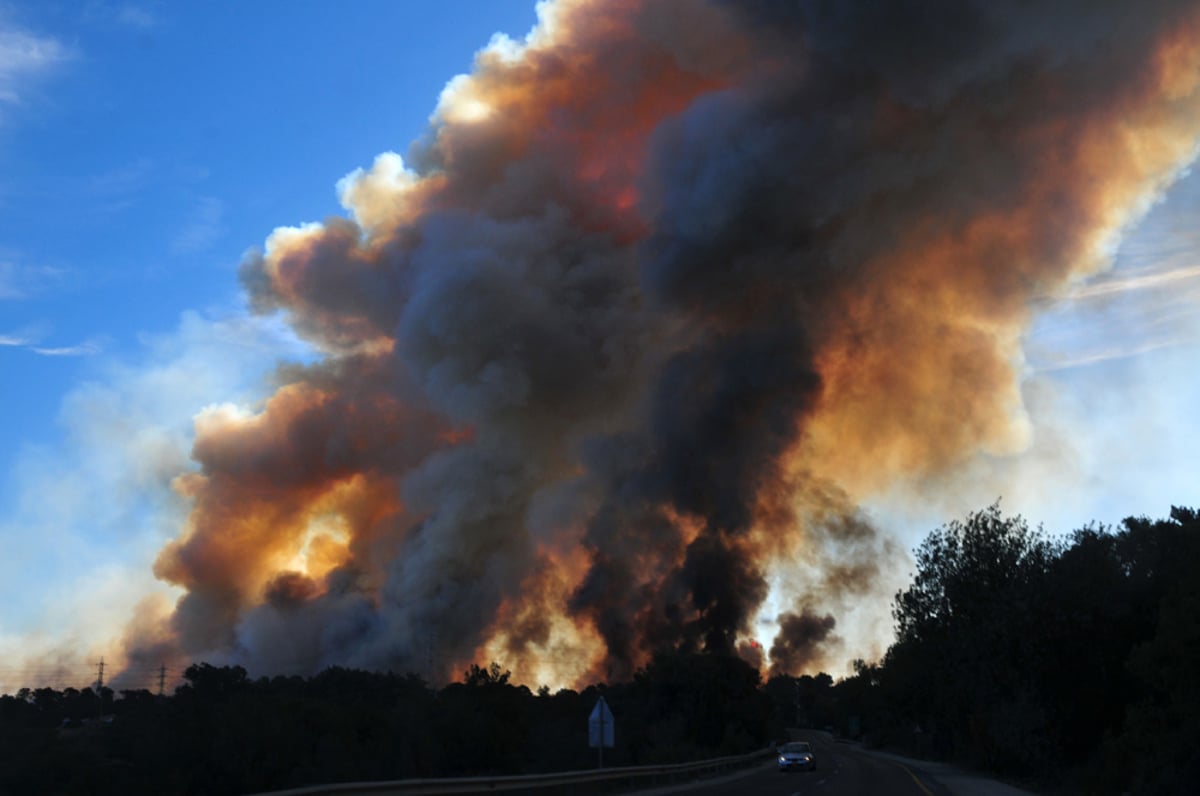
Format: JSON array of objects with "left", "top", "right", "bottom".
[
  {"left": 588, "top": 696, "right": 614, "bottom": 747},
  {"left": 588, "top": 695, "right": 614, "bottom": 767}
]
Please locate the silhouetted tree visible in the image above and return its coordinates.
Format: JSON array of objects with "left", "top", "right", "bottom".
[{"left": 885, "top": 503, "right": 1054, "bottom": 770}]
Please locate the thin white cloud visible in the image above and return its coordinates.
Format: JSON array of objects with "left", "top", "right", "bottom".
[
  {"left": 0, "top": 259, "right": 66, "bottom": 299},
  {"left": 1031, "top": 263, "right": 1200, "bottom": 370},
  {"left": 32, "top": 339, "right": 105, "bottom": 357},
  {"left": 1031, "top": 337, "right": 1185, "bottom": 372},
  {"left": 1064, "top": 262, "right": 1200, "bottom": 301},
  {"left": 115, "top": 5, "right": 157, "bottom": 30},
  {"left": 171, "top": 196, "right": 226, "bottom": 254},
  {"left": 0, "top": 321, "right": 47, "bottom": 348},
  {"left": 86, "top": 158, "right": 156, "bottom": 197},
  {"left": 0, "top": 321, "right": 104, "bottom": 358},
  {"left": 0, "top": 22, "right": 68, "bottom": 111},
  {"left": 0, "top": 261, "right": 21, "bottom": 299},
  {"left": 81, "top": 2, "right": 160, "bottom": 31},
  {"left": 1, "top": 158, "right": 166, "bottom": 227},
  {"left": 1028, "top": 169, "right": 1200, "bottom": 373}
]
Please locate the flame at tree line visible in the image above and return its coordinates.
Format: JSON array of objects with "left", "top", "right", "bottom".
[{"left": 113, "top": 0, "right": 1200, "bottom": 689}]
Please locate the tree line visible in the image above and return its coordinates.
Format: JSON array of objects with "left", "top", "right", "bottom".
[
  {"left": 0, "top": 652, "right": 774, "bottom": 794},
  {"left": 824, "top": 503, "right": 1200, "bottom": 794},
  {"left": 1, "top": 503, "right": 1195, "bottom": 794}
]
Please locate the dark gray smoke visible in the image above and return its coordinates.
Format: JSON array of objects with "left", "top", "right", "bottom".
[{"left": 124, "top": 0, "right": 1200, "bottom": 686}]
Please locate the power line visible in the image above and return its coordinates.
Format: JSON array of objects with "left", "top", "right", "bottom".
[{"left": 0, "top": 661, "right": 183, "bottom": 697}]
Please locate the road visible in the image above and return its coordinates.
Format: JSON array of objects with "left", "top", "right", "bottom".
[{"left": 644, "top": 732, "right": 953, "bottom": 796}]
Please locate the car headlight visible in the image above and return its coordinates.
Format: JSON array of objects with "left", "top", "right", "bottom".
[{"left": 778, "top": 756, "right": 786, "bottom": 763}]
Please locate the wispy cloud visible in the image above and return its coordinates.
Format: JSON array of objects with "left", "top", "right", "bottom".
[
  {"left": 0, "top": 336, "right": 105, "bottom": 357},
  {"left": 1063, "top": 262, "right": 1200, "bottom": 301},
  {"left": 86, "top": 158, "right": 156, "bottom": 197},
  {"left": 0, "top": 259, "right": 65, "bottom": 299},
  {"left": 0, "top": 323, "right": 103, "bottom": 358},
  {"left": 1029, "top": 269, "right": 1200, "bottom": 371},
  {"left": 1, "top": 159, "right": 162, "bottom": 223},
  {"left": 32, "top": 339, "right": 105, "bottom": 357},
  {"left": 0, "top": 20, "right": 69, "bottom": 111},
  {"left": 1025, "top": 162, "right": 1200, "bottom": 373},
  {"left": 171, "top": 196, "right": 225, "bottom": 255},
  {"left": 1028, "top": 228, "right": 1200, "bottom": 371},
  {"left": 1031, "top": 337, "right": 1187, "bottom": 372},
  {"left": 81, "top": 2, "right": 161, "bottom": 31},
  {"left": 115, "top": 6, "right": 157, "bottom": 30}
]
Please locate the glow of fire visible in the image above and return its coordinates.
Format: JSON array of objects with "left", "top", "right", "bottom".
[
  {"left": 475, "top": 611, "right": 606, "bottom": 692},
  {"left": 282, "top": 513, "right": 352, "bottom": 581}
]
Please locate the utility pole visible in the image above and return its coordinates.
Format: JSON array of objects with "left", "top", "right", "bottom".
[
  {"left": 158, "top": 665, "right": 167, "bottom": 697},
  {"left": 95, "top": 657, "right": 106, "bottom": 720},
  {"left": 426, "top": 631, "right": 437, "bottom": 688},
  {"left": 795, "top": 678, "right": 802, "bottom": 729}
]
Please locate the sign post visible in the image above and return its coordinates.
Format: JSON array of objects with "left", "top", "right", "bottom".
[{"left": 588, "top": 695, "right": 615, "bottom": 768}]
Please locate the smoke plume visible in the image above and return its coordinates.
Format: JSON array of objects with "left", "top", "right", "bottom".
[{"left": 125, "top": 0, "right": 1200, "bottom": 685}]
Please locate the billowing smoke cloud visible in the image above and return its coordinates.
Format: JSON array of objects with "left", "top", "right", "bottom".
[
  {"left": 123, "top": 0, "right": 1200, "bottom": 685},
  {"left": 769, "top": 609, "right": 838, "bottom": 678}
]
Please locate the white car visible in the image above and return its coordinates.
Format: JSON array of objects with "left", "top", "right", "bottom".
[{"left": 778, "top": 741, "right": 817, "bottom": 772}]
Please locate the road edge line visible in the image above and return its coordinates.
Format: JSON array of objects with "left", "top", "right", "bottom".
[{"left": 893, "top": 761, "right": 935, "bottom": 796}]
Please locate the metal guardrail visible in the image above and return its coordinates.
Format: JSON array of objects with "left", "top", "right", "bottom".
[{"left": 245, "top": 747, "right": 771, "bottom": 796}]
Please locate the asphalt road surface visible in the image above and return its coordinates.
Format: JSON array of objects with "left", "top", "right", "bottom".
[{"left": 647, "top": 732, "right": 954, "bottom": 796}]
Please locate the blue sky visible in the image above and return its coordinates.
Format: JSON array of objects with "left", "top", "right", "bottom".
[
  {"left": 1, "top": 1, "right": 1198, "bottom": 685},
  {"left": 0, "top": 0, "right": 538, "bottom": 683},
  {"left": 1, "top": 1, "right": 536, "bottom": 458}
]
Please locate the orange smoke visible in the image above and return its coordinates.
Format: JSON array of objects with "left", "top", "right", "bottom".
[
  {"left": 806, "top": 36, "right": 1200, "bottom": 495},
  {"left": 123, "top": 0, "right": 1200, "bottom": 685}
]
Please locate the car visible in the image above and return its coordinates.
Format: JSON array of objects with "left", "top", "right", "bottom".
[{"left": 777, "top": 741, "right": 817, "bottom": 772}]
